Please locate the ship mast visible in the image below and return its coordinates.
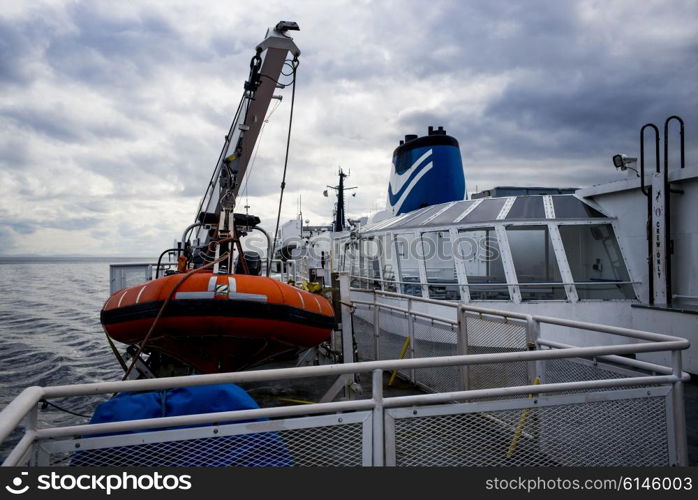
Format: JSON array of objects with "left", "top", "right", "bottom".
[{"left": 325, "top": 168, "right": 357, "bottom": 231}]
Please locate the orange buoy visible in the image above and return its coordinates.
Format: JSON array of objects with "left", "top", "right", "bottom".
[{"left": 101, "top": 271, "right": 334, "bottom": 373}]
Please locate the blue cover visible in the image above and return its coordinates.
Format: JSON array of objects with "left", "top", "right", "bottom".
[{"left": 73, "top": 383, "right": 292, "bottom": 466}]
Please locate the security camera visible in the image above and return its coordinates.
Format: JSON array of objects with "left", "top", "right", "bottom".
[
  {"left": 612, "top": 154, "right": 639, "bottom": 177},
  {"left": 612, "top": 154, "right": 637, "bottom": 170}
]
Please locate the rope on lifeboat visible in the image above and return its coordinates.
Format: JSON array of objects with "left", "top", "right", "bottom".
[{"left": 121, "top": 242, "right": 234, "bottom": 380}]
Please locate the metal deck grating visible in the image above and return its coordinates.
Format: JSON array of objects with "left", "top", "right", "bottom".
[
  {"left": 391, "top": 395, "right": 669, "bottom": 466},
  {"left": 53, "top": 422, "right": 365, "bottom": 467}
]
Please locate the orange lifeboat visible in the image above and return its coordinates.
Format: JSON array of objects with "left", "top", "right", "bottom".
[{"left": 101, "top": 271, "right": 334, "bottom": 373}]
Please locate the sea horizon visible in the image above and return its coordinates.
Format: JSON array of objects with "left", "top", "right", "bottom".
[{"left": 0, "top": 255, "right": 157, "bottom": 264}]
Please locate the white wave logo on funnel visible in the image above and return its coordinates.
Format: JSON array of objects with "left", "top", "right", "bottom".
[{"left": 388, "top": 149, "right": 434, "bottom": 215}]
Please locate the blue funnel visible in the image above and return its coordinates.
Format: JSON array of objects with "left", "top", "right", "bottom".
[{"left": 387, "top": 126, "right": 466, "bottom": 215}]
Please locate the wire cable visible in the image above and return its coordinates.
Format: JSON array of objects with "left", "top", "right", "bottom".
[
  {"left": 270, "top": 58, "right": 299, "bottom": 266},
  {"left": 242, "top": 98, "right": 282, "bottom": 207},
  {"left": 194, "top": 94, "right": 246, "bottom": 225},
  {"left": 40, "top": 399, "right": 91, "bottom": 419}
]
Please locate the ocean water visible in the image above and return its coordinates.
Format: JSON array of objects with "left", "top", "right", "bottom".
[{"left": 0, "top": 257, "right": 147, "bottom": 457}]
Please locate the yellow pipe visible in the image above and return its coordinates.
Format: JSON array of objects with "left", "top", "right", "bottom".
[
  {"left": 506, "top": 376, "right": 540, "bottom": 459},
  {"left": 388, "top": 336, "right": 412, "bottom": 386},
  {"left": 277, "top": 397, "right": 316, "bottom": 405}
]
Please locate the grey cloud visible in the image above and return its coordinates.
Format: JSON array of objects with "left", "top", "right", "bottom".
[
  {"left": 1, "top": 222, "right": 37, "bottom": 235},
  {"left": 0, "top": 15, "right": 45, "bottom": 85},
  {"left": 0, "top": 137, "right": 31, "bottom": 169},
  {"left": 90, "top": 229, "right": 111, "bottom": 240},
  {"left": 0, "top": 0, "right": 696, "bottom": 256},
  {"left": 0, "top": 216, "right": 100, "bottom": 234},
  {"left": 0, "top": 106, "right": 138, "bottom": 144},
  {"left": 67, "top": 200, "right": 112, "bottom": 215},
  {"left": 426, "top": 2, "right": 580, "bottom": 73},
  {"left": 0, "top": 227, "right": 19, "bottom": 254},
  {"left": 45, "top": 4, "right": 183, "bottom": 86},
  {"left": 395, "top": 2, "right": 697, "bottom": 190},
  {"left": 48, "top": 216, "right": 102, "bottom": 231}
]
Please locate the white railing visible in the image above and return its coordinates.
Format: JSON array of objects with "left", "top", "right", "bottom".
[
  {"left": 0, "top": 278, "right": 690, "bottom": 467},
  {"left": 109, "top": 262, "right": 183, "bottom": 294},
  {"left": 341, "top": 279, "right": 690, "bottom": 465},
  {"left": 267, "top": 259, "right": 298, "bottom": 283},
  {"left": 347, "top": 274, "right": 638, "bottom": 302}
]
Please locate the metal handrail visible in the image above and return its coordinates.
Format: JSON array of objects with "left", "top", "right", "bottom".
[
  {"left": 109, "top": 262, "right": 168, "bottom": 267},
  {"left": 1, "top": 347, "right": 684, "bottom": 445},
  {"left": 351, "top": 289, "right": 688, "bottom": 344},
  {"left": 0, "top": 325, "right": 688, "bottom": 445},
  {"left": 358, "top": 288, "right": 460, "bottom": 308},
  {"left": 351, "top": 299, "right": 456, "bottom": 325},
  {"left": 26, "top": 376, "right": 675, "bottom": 443},
  {"left": 539, "top": 338, "right": 691, "bottom": 381},
  {"left": 347, "top": 285, "right": 688, "bottom": 465},
  {"left": 348, "top": 274, "right": 639, "bottom": 287},
  {"left": 380, "top": 375, "right": 677, "bottom": 408}
]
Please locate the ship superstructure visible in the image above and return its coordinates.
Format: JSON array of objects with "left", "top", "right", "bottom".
[{"left": 292, "top": 120, "right": 697, "bottom": 374}]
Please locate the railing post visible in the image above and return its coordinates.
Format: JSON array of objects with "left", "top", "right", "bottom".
[
  {"left": 671, "top": 350, "right": 688, "bottom": 466},
  {"left": 25, "top": 404, "right": 43, "bottom": 466},
  {"left": 526, "top": 315, "right": 541, "bottom": 385},
  {"left": 373, "top": 292, "right": 380, "bottom": 361},
  {"left": 525, "top": 315, "right": 543, "bottom": 441},
  {"left": 372, "top": 369, "right": 384, "bottom": 466},
  {"left": 407, "top": 298, "right": 416, "bottom": 383},
  {"left": 409, "top": 314, "right": 416, "bottom": 381},
  {"left": 456, "top": 306, "right": 469, "bottom": 391},
  {"left": 31, "top": 407, "right": 50, "bottom": 466},
  {"left": 338, "top": 273, "right": 354, "bottom": 368}
]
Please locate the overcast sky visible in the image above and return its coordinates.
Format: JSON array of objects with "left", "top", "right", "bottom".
[{"left": 0, "top": 0, "right": 696, "bottom": 256}]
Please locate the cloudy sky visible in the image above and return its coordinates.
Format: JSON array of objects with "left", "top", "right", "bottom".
[{"left": 1, "top": 0, "right": 696, "bottom": 256}]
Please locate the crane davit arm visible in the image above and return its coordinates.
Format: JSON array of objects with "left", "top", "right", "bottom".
[{"left": 193, "top": 21, "right": 301, "bottom": 245}]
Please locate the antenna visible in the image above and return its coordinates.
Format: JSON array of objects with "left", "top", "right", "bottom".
[{"left": 325, "top": 167, "right": 357, "bottom": 231}]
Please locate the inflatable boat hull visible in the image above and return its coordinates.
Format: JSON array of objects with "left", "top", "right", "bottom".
[{"left": 101, "top": 272, "right": 335, "bottom": 372}]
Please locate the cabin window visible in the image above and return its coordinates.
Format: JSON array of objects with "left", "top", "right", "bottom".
[
  {"left": 360, "top": 237, "right": 381, "bottom": 288},
  {"left": 558, "top": 224, "right": 635, "bottom": 299},
  {"left": 340, "top": 241, "right": 351, "bottom": 272},
  {"left": 506, "top": 196, "right": 545, "bottom": 219},
  {"left": 466, "top": 198, "right": 507, "bottom": 222},
  {"left": 394, "top": 233, "right": 422, "bottom": 296},
  {"left": 333, "top": 240, "right": 341, "bottom": 270},
  {"left": 359, "top": 238, "right": 369, "bottom": 279},
  {"left": 506, "top": 225, "right": 565, "bottom": 300},
  {"left": 552, "top": 196, "right": 605, "bottom": 218},
  {"left": 344, "top": 240, "right": 361, "bottom": 286},
  {"left": 421, "top": 231, "right": 459, "bottom": 300},
  {"left": 379, "top": 234, "right": 397, "bottom": 292},
  {"left": 456, "top": 228, "right": 509, "bottom": 300}
]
